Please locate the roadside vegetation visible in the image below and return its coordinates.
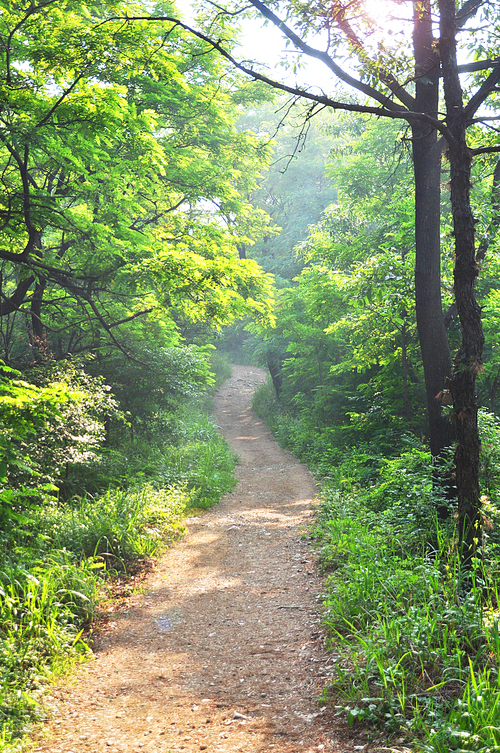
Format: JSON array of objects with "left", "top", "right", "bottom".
[
  {"left": 247, "top": 110, "right": 500, "bottom": 751},
  {"left": 0, "top": 351, "right": 236, "bottom": 752},
  {"left": 255, "top": 378, "right": 500, "bottom": 751}
]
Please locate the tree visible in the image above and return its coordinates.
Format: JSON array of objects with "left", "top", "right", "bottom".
[
  {"left": 0, "top": 0, "right": 275, "bottom": 365},
  {"left": 152, "top": 0, "right": 500, "bottom": 565},
  {"left": 256, "top": 115, "right": 427, "bottom": 443}
]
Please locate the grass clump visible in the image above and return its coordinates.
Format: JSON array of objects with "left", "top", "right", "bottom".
[
  {"left": 314, "top": 468, "right": 500, "bottom": 752},
  {"left": 31, "top": 485, "right": 189, "bottom": 563}
]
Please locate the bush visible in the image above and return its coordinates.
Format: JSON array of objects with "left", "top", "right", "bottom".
[
  {"left": 312, "top": 453, "right": 500, "bottom": 751},
  {"left": 0, "top": 360, "right": 120, "bottom": 512},
  {"left": 93, "top": 344, "right": 214, "bottom": 443}
]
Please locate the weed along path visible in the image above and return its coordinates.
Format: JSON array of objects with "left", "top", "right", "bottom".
[{"left": 35, "top": 364, "right": 361, "bottom": 753}]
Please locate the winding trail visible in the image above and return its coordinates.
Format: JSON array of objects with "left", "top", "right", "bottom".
[{"left": 35, "top": 365, "right": 363, "bottom": 753}]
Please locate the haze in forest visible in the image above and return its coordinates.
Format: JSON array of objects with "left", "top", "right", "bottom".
[{"left": 1, "top": 2, "right": 500, "bottom": 752}]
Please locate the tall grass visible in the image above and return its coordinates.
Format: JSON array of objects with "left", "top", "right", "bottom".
[
  {"left": 313, "top": 481, "right": 500, "bottom": 751},
  {"left": 255, "top": 379, "right": 500, "bottom": 752},
  {"left": 0, "top": 396, "right": 237, "bottom": 751}
]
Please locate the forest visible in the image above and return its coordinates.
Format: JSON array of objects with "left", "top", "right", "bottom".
[{"left": 1, "top": 0, "right": 500, "bottom": 751}]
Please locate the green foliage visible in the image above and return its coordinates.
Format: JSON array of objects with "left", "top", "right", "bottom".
[
  {"left": 0, "top": 3, "right": 275, "bottom": 747},
  {"left": 109, "top": 399, "right": 238, "bottom": 508},
  {"left": 209, "top": 351, "right": 232, "bottom": 390},
  {"left": 0, "top": 554, "right": 98, "bottom": 747},
  {"left": 34, "top": 485, "right": 188, "bottom": 565},
  {"left": 0, "top": 370, "right": 67, "bottom": 492},
  {"left": 252, "top": 378, "right": 420, "bottom": 481},
  {"left": 421, "top": 664, "right": 500, "bottom": 752},
  {"left": 0, "top": 0, "right": 276, "bottom": 366},
  {"left": 0, "top": 360, "right": 119, "bottom": 513},
  {"left": 94, "top": 343, "right": 214, "bottom": 440},
  {"left": 478, "top": 412, "right": 500, "bottom": 509},
  {"left": 313, "top": 478, "right": 500, "bottom": 749},
  {"left": 159, "top": 437, "right": 237, "bottom": 509},
  {"left": 250, "top": 114, "right": 428, "bottom": 444},
  {"left": 0, "top": 377, "right": 237, "bottom": 749},
  {"left": 297, "top": 416, "right": 500, "bottom": 751},
  {"left": 240, "top": 101, "right": 338, "bottom": 285}
]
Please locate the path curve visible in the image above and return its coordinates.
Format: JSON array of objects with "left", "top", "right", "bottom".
[{"left": 35, "top": 365, "right": 356, "bottom": 753}]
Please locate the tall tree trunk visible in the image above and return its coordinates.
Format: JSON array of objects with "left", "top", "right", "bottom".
[
  {"left": 439, "top": 0, "right": 484, "bottom": 567},
  {"left": 412, "top": 0, "right": 455, "bottom": 458}
]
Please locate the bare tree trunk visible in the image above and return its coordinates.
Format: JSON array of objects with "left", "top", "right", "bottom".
[
  {"left": 412, "top": 0, "right": 455, "bottom": 458},
  {"left": 439, "top": 0, "right": 484, "bottom": 568}
]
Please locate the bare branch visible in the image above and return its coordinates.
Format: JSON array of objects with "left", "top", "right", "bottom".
[
  {"left": 457, "top": 58, "right": 500, "bottom": 73},
  {"left": 314, "top": 1, "right": 416, "bottom": 109},
  {"left": 106, "top": 14, "right": 458, "bottom": 146},
  {"left": 85, "top": 297, "right": 148, "bottom": 364},
  {"left": 107, "top": 308, "right": 154, "bottom": 329},
  {"left": 471, "top": 144, "right": 500, "bottom": 155},
  {"left": 0, "top": 275, "right": 35, "bottom": 316},
  {"left": 246, "top": 0, "right": 409, "bottom": 113},
  {"left": 464, "top": 58, "right": 500, "bottom": 119},
  {"left": 110, "top": 10, "right": 410, "bottom": 113}
]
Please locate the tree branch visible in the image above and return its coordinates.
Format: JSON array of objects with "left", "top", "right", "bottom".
[
  {"left": 84, "top": 297, "right": 148, "bottom": 364},
  {"left": 0, "top": 275, "right": 35, "bottom": 316},
  {"left": 245, "top": 0, "right": 409, "bottom": 112},
  {"left": 471, "top": 144, "right": 500, "bottom": 155},
  {"left": 4, "top": 0, "right": 59, "bottom": 83},
  {"left": 476, "top": 157, "right": 500, "bottom": 265},
  {"left": 456, "top": 0, "right": 484, "bottom": 26},
  {"left": 107, "top": 308, "right": 154, "bottom": 329},
  {"left": 107, "top": 14, "right": 460, "bottom": 149},
  {"left": 464, "top": 58, "right": 500, "bottom": 119},
  {"left": 112, "top": 11, "right": 410, "bottom": 112},
  {"left": 36, "top": 66, "right": 92, "bottom": 129},
  {"left": 457, "top": 58, "right": 500, "bottom": 73},
  {"left": 314, "top": 1, "right": 416, "bottom": 109},
  {"left": 0, "top": 134, "right": 39, "bottom": 261}
]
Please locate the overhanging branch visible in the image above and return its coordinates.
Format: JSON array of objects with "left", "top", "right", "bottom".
[
  {"left": 464, "top": 58, "right": 500, "bottom": 119},
  {"left": 246, "top": 0, "right": 409, "bottom": 113},
  {"left": 105, "top": 13, "right": 454, "bottom": 140}
]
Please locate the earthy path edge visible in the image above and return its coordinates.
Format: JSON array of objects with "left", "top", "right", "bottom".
[{"left": 34, "top": 365, "right": 369, "bottom": 753}]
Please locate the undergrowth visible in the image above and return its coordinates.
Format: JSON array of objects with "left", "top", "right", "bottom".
[
  {"left": 0, "top": 388, "right": 236, "bottom": 751},
  {"left": 254, "top": 378, "right": 500, "bottom": 752}
]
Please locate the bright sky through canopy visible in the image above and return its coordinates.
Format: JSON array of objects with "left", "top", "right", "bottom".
[{"left": 176, "top": 0, "right": 339, "bottom": 94}]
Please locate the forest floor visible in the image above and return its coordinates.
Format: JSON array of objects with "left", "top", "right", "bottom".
[{"left": 34, "top": 364, "right": 377, "bottom": 753}]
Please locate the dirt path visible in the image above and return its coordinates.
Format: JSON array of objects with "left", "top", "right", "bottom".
[{"left": 35, "top": 365, "right": 367, "bottom": 753}]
